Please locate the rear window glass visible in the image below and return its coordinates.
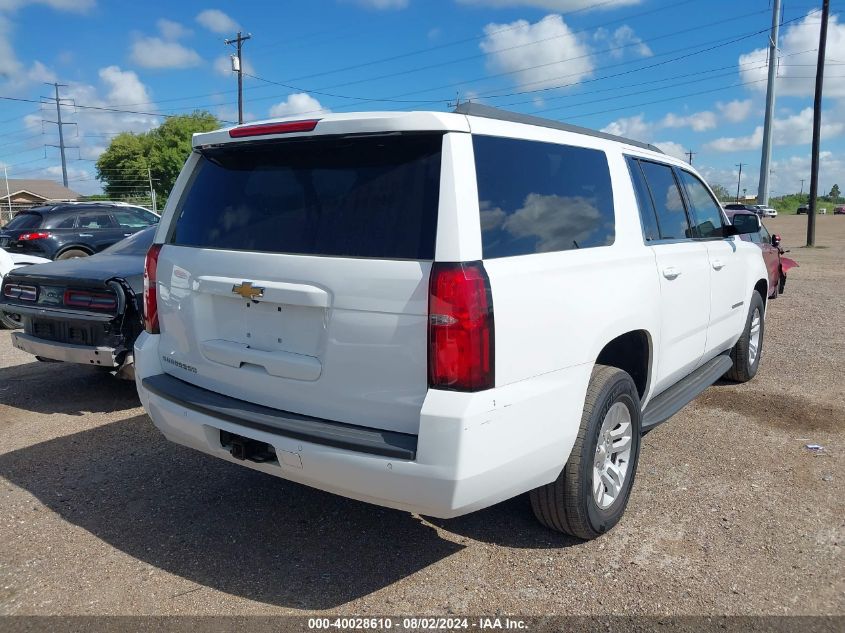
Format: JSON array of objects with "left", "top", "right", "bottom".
[
  {"left": 4, "top": 212, "right": 42, "bottom": 230},
  {"left": 473, "top": 135, "right": 615, "bottom": 258},
  {"left": 171, "top": 134, "right": 443, "bottom": 260}
]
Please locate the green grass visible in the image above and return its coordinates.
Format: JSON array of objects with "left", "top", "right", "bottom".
[{"left": 769, "top": 194, "right": 842, "bottom": 215}]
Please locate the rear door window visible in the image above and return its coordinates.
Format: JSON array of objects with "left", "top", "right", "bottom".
[
  {"left": 637, "top": 161, "right": 691, "bottom": 240},
  {"left": 473, "top": 135, "right": 615, "bottom": 257},
  {"left": 626, "top": 157, "right": 660, "bottom": 242},
  {"left": 171, "top": 133, "right": 443, "bottom": 260}
]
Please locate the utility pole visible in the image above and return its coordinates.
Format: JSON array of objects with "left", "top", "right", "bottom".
[
  {"left": 685, "top": 149, "right": 695, "bottom": 165},
  {"left": 224, "top": 31, "right": 251, "bottom": 124},
  {"left": 735, "top": 163, "right": 746, "bottom": 202},
  {"left": 42, "top": 82, "right": 77, "bottom": 188},
  {"left": 147, "top": 167, "right": 157, "bottom": 213},
  {"left": 800, "top": 179, "right": 805, "bottom": 196},
  {"left": 807, "top": 0, "right": 830, "bottom": 247},
  {"left": 756, "top": 0, "right": 781, "bottom": 206},
  {"left": 3, "top": 166, "right": 12, "bottom": 215}
]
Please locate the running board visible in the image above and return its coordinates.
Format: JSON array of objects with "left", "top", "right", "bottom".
[{"left": 641, "top": 353, "right": 733, "bottom": 432}]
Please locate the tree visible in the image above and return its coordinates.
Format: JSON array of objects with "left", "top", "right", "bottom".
[
  {"left": 96, "top": 111, "right": 219, "bottom": 204},
  {"left": 830, "top": 184, "right": 841, "bottom": 201},
  {"left": 710, "top": 183, "right": 732, "bottom": 202}
]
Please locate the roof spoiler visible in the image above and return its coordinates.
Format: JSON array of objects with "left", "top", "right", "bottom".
[{"left": 453, "top": 102, "right": 664, "bottom": 154}]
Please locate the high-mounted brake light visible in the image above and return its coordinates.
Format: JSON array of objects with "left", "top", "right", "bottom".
[
  {"left": 18, "top": 232, "right": 51, "bottom": 241},
  {"left": 143, "top": 243, "right": 162, "bottom": 334},
  {"left": 228, "top": 119, "right": 320, "bottom": 138},
  {"left": 63, "top": 289, "right": 117, "bottom": 310},
  {"left": 428, "top": 261, "right": 494, "bottom": 392}
]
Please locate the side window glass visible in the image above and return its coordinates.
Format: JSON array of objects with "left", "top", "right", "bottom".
[
  {"left": 638, "top": 161, "right": 691, "bottom": 240},
  {"left": 113, "top": 210, "right": 153, "bottom": 228},
  {"left": 625, "top": 157, "right": 660, "bottom": 241},
  {"left": 473, "top": 135, "right": 615, "bottom": 257},
  {"left": 77, "top": 214, "right": 113, "bottom": 229},
  {"left": 678, "top": 170, "right": 725, "bottom": 238},
  {"left": 53, "top": 216, "right": 76, "bottom": 229},
  {"left": 759, "top": 224, "right": 771, "bottom": 243}
]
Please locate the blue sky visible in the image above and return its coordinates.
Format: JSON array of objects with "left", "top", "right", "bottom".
[{"left": 0, "top": 0, "right": 842, "bottom": 198}]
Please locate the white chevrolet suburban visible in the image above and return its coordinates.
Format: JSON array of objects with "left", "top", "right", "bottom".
[{"left": 134, "top": 104, "right": 768, "bottom": 539}]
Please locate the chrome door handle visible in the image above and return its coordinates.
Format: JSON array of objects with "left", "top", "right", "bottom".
[
  {"left": 124, "top": 233, "right": 132, "bottom": 237},
  {"left": 662, "top": 266, "right": 682, "bottom": 279},
  {"left": 712, "top": 259, "right": 725, "bottom": 270}
]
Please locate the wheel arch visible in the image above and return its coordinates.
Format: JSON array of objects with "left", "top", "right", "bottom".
[
  {"left": 754, "top": 278, "right": 769, "bottom": 308},
  {"left": 54, "top": 244, "right": 94, "bottom": 259},
  {"left": 594, "top": 329, "right": 652, "bottom": 400}
]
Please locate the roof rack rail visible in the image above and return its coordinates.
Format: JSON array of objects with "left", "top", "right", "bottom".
[{"left": 453, "top": 102, "right": 664, "bottom": 154}]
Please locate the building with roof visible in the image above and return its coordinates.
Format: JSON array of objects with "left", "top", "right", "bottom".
[{"left": 1, "top": 179, "right": 81, "bottom": 207}]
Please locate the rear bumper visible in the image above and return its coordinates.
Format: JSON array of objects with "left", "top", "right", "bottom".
[
  {"left": 134, "top": 332, "right": 590, "bottom": 518},
  {"left": 12, "top": 331, "right": 122, "bottom": 367}
]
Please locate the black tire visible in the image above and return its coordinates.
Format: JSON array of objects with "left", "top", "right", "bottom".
[
  {"left": 0, "top": 311, "right": 23, "bottom": 329},
  {"left": 56, "top": 248, "right": 89, "bottom": 260},
  {"left": 725, "top": 291, "right": 765, "bottom": 383},
  {"left": 529, "top": 365, "right": 642, "bottom": 540},
  {"left": 778, "top": 272, "right": 787, "bottom": 294}
]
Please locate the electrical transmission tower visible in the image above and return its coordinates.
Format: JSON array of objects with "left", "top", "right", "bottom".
[{"left": 42, "top": 82, "right": 77, "bottom": 187}]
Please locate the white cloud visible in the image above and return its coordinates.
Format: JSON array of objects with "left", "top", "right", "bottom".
[
  {"left": 716, "top": 99, "right": 753, "bottom": 123},
  {"left": 0, "top": 0, "right": 95, "bottom": 11},
  {"left": 213, "top": 54, "right": 254, "bottom": 77},
  {"left": 346, "top": 0, "right": 408, "bottom": 8},
  {"left": 601, "top": 113, "right": 652, "bottom": 139},
  {"left": 594, "top": 24, "right": 652, "bottom": 59},
  {"left": 268, "top": 93, "right": 331, "bottom": 118},
  {"left": 653, "top": 141, "right": 687, "bottom": 161},
  {"left": 458, "top": 0, "right": 640, "bottom": 11},
  {"left": 157, "top": 18, "right": 191, "bottom": 40},
  {"left": 480, "top": 14, "right": 593, "bottom": 91},
  {"left": 0, "top": 15, "right": 22, "bottom": 79},
  {"left": 738, "top": 11, "right": 845, "bottom": 98},
  {"left": 705, "top": 107, "right": 845, "bottom": 152},
  {"left": 661, "top": 110, "right": 717, "bottom": 132},
  {"left": 130, "top": 37, "right": 201, "bottom": 69},
  {"left": 196, "top": 8, "right": 239, "bottom": 34}
]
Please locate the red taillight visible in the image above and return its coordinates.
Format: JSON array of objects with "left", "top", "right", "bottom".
[
  {"left": 144, "top": 243, "right": 162, "bottom": 334},
  {"left": 63, "top": 289, "right": 117, "bottom": 310},
  {"left": 228, "top": 119, "right": 320, "bottom": 138},
  {"left": 428, "top": 261, "right": 494, "bottom": 392},
  {"left": 18, "top": 231, "right": 51, "bottom": 241}
]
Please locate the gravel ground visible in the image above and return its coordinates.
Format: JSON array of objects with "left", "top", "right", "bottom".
[{"left": 0, "top": 214, "right": 842, "bottom": 616}]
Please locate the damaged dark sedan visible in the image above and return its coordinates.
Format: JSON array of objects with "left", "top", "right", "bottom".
[{"left": 0, "top": 226, "right": 154, "bottom": 378}]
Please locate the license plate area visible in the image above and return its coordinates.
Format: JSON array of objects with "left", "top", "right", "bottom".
[{"left": 201, "top": 294, "right": 325, "bottom": 357}]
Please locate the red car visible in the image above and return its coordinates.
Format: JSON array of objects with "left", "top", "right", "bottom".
[
  {"left": 727, "top": 210, "right": 797, "bottom": 297},
  {"left": 834, "top": 206, "right": 845, "bottom": 215}
]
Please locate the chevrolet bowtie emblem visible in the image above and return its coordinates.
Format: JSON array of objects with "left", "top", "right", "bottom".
[{"left": 232, "top": 281, "right": 264, "bottom": 300}]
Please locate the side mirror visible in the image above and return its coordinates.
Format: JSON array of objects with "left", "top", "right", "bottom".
[
  {"left": 771, "top": 234, "right": 781, "bottom": 247},
  {"left": 722, "top": 224, "right": 739, "bottom": 237},
  {"left": 732, "top": 214, "right": 761, "bottom": 235}
]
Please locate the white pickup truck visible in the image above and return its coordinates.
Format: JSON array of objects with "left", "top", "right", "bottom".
[{"left": 134, "top": 104, "right": 768, "bottom": 539}]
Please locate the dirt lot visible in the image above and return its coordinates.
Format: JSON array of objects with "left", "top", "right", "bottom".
[{"left": 0, "top": 214, "right": 842, "bottom": 616}]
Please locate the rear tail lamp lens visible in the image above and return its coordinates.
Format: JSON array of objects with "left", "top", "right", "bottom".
[
  {"left": 428, "top": 261, "right": 494, "bottom": 391},
  {"left": 63, "top": 290, "right": 117, "bottom": 310},
  {"left": 18, "top": 232, "right": 51, "bottom": 241},
  {"left": 3, "top": 283, "right": 37, "bottom": 301},
  {"left": 143, "top": 243, "right": 162, "bottom": 334}
]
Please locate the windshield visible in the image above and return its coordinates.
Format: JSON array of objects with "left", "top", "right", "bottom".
[
  {"left": 3, "top": 212, "right": 43, "bottom": 230},
  {"left": 102, "top": 226, "right": 156, "bottom": 256},
  {"left": 170, "top": 133, "right": 443, "bottom": 260}
]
